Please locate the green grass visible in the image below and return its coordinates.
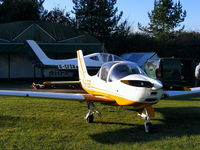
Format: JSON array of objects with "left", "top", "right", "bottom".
[{"left": 0, "top": 94, "right": 200, "bottom": 150}]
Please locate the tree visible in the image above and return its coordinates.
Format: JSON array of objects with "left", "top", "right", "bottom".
[
  {"left": 112, "top": 20, "right": 131, "bottom": 39},
  {"left": 41, "top": 7, "right": 72, "bottom": 26},
  {"left": 138, "top": 0, "right": 186, "bottom": 39},
  {"left": 0, "top": 0, "right": 45, "bottom": 23},
  {"left": 72, "top": 0, "right": 128, "bottom": 41}
]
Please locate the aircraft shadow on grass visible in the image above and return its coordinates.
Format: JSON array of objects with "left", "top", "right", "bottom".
[
  {"left": 0, "top": 116, "right": 22, "bottom": 128},
  {"left": 90, "top": 107, "right": 200, "bottom": 144}
]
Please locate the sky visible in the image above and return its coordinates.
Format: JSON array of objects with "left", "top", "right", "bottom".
[{"left": 43, "top": 0, "right": 200, "bottom": 32}]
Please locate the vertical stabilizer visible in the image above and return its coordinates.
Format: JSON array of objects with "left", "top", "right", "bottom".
[
  {"left": 77, "top": 50, "right": 90, "bottom": 81},
  {"left": 26, "top": 40, "right": 50, "bottom": 63}
]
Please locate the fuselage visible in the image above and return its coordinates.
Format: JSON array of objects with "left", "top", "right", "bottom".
[{"left": 80, "top": 61, "right": 163, "bottom": 107}]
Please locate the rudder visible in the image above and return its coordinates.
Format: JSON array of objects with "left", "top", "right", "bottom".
[{"left": 77, "top": 50, "right": 90, "bottom": 81}]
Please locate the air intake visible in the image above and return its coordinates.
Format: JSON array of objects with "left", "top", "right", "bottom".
[{"left": 121, "top": 80, "right": 153, "bottom": 88}]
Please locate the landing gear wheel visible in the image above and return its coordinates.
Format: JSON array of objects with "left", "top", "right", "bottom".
[
  {"left": 144, "top": 122, "right": 153, "bottom": 133},
  {"left": 86, "top": 114, "right": 94, "bottom": 123}
]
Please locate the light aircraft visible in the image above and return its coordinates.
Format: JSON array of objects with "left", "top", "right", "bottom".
[
  {"left": 0, "top": 50, "right": 164, "bottom": 133},
  {"left": 1, "top": 50, "right": 200, "bottom": 133},
  {"left": 26, "top": 40, "right": 123, "bottom": 70}
]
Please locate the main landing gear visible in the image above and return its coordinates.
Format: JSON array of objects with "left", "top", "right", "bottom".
[
  {"left": 84, "top": 102, "right": 153, "bottom": 133},
  {"left": 138, "top": 108, "right": 154, "bottom": 133},
  {"left": 85, "top": 101, "right": 101, "bottom": 123}
]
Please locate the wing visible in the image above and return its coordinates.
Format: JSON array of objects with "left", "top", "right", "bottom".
[
  {"left": 164, "top": 87, "right": 200, "bottom": 97},
  {"left": 0, "top": 90, "right": 116, "bottom": 103}
]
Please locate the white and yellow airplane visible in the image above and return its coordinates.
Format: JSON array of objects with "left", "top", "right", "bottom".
[{"left": 0, "top": 50, "right": 164, "bottom": 133}]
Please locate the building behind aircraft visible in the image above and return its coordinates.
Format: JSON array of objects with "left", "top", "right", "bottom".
[{"left": 0, "top": 21, "right": 104, "bottom": 80}]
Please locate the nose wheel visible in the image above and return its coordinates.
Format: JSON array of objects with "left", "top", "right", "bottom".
[{"left": 138, "top": 108, "right": 154, "bottom": 133}]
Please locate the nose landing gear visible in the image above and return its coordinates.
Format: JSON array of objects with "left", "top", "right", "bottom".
[{"left": 138, "top": 108, "right": 154, "bottom": 133}]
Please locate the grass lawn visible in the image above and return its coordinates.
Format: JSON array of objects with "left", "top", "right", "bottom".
[{"left": 0, "top": 93, "right": 200, "bottom": 150}]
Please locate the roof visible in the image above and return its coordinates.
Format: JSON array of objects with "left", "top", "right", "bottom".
[
  {"left": 0, "top": 21, "right": 100, "bottom": 43},
  {"left": 0, "top": 21, "right": 104, "bottom": 54},
  {"left": 120, "top": 52, "right": 159, "bottom": 67}
]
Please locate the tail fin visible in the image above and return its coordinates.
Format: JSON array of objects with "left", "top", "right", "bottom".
[
  {"left": 77, "top": 50, "right": 90, "bottom": 81},
  {"left": 26, "top": 40, "right": 50, "bottom": 64}
]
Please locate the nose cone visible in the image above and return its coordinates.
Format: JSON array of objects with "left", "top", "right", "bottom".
[{"left": 145, "top": 76, "right": 163, "bottom": 90}]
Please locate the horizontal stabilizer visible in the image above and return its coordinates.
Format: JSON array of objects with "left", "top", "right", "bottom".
[{"left": 43, "top": 81, "right": 81, "bottom": 85}]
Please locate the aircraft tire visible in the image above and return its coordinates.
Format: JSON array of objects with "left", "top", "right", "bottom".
[
  {"left": 144, "top": 122, "right": 153, "bottom": 133},
  {"left": 86, "top": 114, "right": 94, "bottom": 123}
]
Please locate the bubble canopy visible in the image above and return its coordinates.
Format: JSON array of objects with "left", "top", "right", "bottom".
[{"left": 98, "top": 61, "right": 145, "bottom": 82}]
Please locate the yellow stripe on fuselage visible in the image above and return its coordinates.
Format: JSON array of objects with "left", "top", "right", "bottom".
[{"left": 82, "top": 85, "right": 151, "bottom": 107}]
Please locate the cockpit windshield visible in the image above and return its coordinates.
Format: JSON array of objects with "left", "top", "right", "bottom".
[
  {"left": 98, "top": 61, "right": 145, "bottom": 82},
  {"left": 100, "top": 53, "right": 113, "bottom": 62},
  {"left": 100, "top": 53, "right": 123, "bottom": 62},
  {"left": 108, "top": 63, "right": 144, "bottom": 82}
]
